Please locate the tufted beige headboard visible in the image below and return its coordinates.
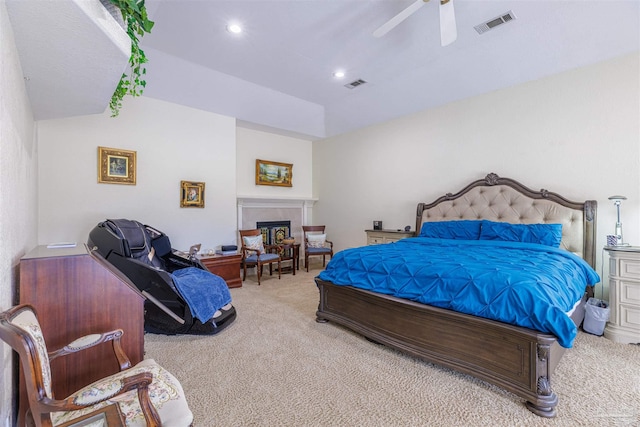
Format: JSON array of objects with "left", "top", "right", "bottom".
[{"left": 416, "top": 173, "right": 597, "bottom": 268}]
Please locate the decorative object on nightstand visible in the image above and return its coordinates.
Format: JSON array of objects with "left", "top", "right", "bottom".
[
  {"left": 603, "top": 246, "right": 640, "bottom": 344},
  {"left": 608, "top": 195, "right": 628, "bottom": 246}
]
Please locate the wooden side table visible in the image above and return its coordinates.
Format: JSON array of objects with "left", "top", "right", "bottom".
[
  {"left": 275, "top": 243, "right": 300, "bottom": 275},
  {"left": 199, "top": 253, "right": 243, "bottom": 288}
]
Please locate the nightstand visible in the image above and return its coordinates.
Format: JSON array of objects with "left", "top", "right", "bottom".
[
  {"left": 365, "top": 229, "right": 414, "bottom": 245},
  {"left": 198, "top": 253, "right": 242, "bottom": 288},
  {"left": 603, "top": 246, "right": 640, "bottom": 344}
]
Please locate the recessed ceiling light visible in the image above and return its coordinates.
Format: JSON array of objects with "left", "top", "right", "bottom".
[
  {"left": 226, "top": 23, "right": 242, "bottom": 34},
  {"left": 333, "top": 71, "right": 345, "bottom": 79}
]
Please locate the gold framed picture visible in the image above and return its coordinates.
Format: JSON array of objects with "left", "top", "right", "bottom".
[
  {"left": 255, "top": 159, "right": 293, "bottom": 187},
  {"left": 180, "top": 181, "right": 205, "bottom": 208},
  {"left": 98, "top": 146, "right": 136, "bottom": 185}
]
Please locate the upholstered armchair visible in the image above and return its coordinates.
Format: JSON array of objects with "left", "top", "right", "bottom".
[
  {"left": 239, "top": 229, "right": 282, "bottom": 285},
  {"left": 0, "top": 304, "right": 193, "bottom": 427},
  {"left": 302, "top": 225, "right": 334, "bottom": 272}
]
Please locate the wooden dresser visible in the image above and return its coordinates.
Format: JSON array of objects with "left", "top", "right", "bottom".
[
  {"left": 199, "top": 253, "right": 242, "bottom": 288},
  {"left": 18, "top": 245, "right": 145, "bottom": 424}
]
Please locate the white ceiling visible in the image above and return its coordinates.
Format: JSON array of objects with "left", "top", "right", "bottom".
[
  {"left": 8, "top": 1, "right": 640, "bottom": 140},
  {"left": 139, "top": 0, "right": 640, "bottom": 140},
  {"left": 6, "top": 0, "right": 130, "bottom": 119}
]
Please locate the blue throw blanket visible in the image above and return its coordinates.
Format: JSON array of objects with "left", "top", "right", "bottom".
[
  {"left": 318, "top": 238, "right": 600, "bottom": 348},
  {"left": 171, "top": 267, "right": 232, "bottom": 323}
]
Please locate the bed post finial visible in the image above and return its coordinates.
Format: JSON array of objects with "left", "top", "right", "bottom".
[{"left": 485, "top": 173, "right": 500, "bottom": 185}]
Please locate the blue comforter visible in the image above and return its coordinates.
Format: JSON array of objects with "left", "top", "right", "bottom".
[{"left": 318, "top": 238, "right": 600, "bottom": 348}]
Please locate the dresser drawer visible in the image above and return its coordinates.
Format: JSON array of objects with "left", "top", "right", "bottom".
[
  {"left": 619, "top": 280, "right": 640, "bottom": 305},
  {"left": 619, "top": 304, "right": 640, "bottom": 331},
  {"left": 366, "top": 229, "right": 414, "bottom": 246},
  {"left": 619, "top": 259, "right": 640, "bottom": 280}
]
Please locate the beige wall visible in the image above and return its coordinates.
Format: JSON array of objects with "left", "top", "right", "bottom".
[
  {"left": 36, "top": 107, "right": 315, "bottom": 253},
  {"left": 37, "top": 97, "right": 238, "bottom": 251},
  {"left": 236, "top": 126, "right": 313, "bottom": 199},
  {"left": 0, "top": 2, "right": 38, "bottom": 424},
  {"left": 312, "top": 52, "right": 640, "bottom": 300}
]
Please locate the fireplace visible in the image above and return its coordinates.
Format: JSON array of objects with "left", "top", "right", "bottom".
[
  {"left": 237, "top": 197, "right": 316, "bottom": 247},
  {"left": 257, "top": 220, "right": 291, "bottom": 245}
]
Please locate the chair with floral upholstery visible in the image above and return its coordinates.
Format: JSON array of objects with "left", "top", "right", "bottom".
[
  {"left": 0, "top": 304, "right": 193, "bottom": 427},
  {"left": 302, "top": 225, "right": 334, "bottom": 272},
  {"left": 239, "top": 229, "right": 282, "bottom": 285}
]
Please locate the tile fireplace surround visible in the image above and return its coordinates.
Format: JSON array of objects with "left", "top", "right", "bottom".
[{"left": 237, "top": 197, "right": 316, "bottom": 245}]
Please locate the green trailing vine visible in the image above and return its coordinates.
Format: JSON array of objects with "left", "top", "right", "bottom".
[{"left": 107, "top": 0, "right": 155, "bottom": 117}]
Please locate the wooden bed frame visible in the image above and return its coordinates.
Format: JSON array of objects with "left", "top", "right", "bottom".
[{"left": 315, "top": 173, "right": 597, "bottom": 417}]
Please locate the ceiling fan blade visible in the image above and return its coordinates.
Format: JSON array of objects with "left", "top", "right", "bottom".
[
  {"left": 439, "top": 0, "right": 457, "bottom": 46},
  {"left": 373, "top": 0, "right": 427, "bottom": 38}
]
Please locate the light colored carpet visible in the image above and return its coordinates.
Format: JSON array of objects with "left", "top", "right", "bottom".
[{"left": 145, "top": 269, "right": 640, "bottom": 426}]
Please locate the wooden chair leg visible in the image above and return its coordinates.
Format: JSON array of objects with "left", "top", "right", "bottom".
[
  {"left": 257, "top": 262, "right": 261, "bottom": 285},
  {"left": 323, "top": 255, "right": 326, "bottom": 267},
  {"left": 277, "top": 259, "right": 281, "bottom": 279},
  {"left": 305, "top": 255, "right": 309, "bottom": 272}
]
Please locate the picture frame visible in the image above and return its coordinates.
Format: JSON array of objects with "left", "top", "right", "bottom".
[
  {"left": 98, "top": 146, "right": 136, "bottom": 185},
  {"left": 180, "top": 181, "right": 205, "bottom": 208},
  {"left": 255, "top": 159, "right": 293, "bottom": 187}
]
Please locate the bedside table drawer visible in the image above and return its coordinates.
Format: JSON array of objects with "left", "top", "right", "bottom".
[
  {"left": 619, "top": 259, "right": 640, "bottom": 280},
  {"left": 619, "top": 280, "right": 640, "bottom": 305},
  {"left": 619, "top": 304, "right": 640, "bottom": 330},
  {"left": 365, "top": 229, "right": 414, "bottom": 246}
]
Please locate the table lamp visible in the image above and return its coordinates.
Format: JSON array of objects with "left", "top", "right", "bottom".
[{"left": 608, "top": 195, "right": 627, "bottom": 246}]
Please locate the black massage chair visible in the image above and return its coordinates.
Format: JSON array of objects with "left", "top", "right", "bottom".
[{"left": 87, "top": 219, "right": 236, "bottom": 335}]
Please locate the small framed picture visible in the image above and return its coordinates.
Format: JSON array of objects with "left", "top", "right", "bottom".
[
  {"left": 255, "top": 159, "right": 293, "bottom": 187},
  {"left": 98, "top": 146, "right": 136, "bottom": 185},
  {"left": 180, "top": 181, "right": 205, "bottom": 208}
]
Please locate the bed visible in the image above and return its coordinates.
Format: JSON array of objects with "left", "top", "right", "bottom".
[{"left": 315, "top": 173, "right": 598, "bottom": 417}]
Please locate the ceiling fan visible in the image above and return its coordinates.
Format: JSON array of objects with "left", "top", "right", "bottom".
[{"left": 373, "top": 0, "right": 457, "bottom": 46}]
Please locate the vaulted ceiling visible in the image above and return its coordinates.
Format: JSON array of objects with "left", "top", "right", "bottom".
[{"left": 7, "top": 1, "right": 640, "bottom": 140}]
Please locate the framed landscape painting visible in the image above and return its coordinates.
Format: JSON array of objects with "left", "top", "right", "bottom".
[
  {"left": 98, "top": 146, "right": 136, "bottom": 185},
  {"left": 255, "top": 159, "right": 293, "bottom": 187}
]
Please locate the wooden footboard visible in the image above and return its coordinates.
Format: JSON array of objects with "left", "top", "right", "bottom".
[{"left": 316, "top": 278, "right": 569, "bottom": 418}]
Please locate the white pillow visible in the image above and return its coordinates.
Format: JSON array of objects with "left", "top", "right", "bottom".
[
  {"left": 243, "top": 235, "right": 265, "bottom": 253},
  {"left": 307, "top": 233, "right": 326, "bottom": 248}
]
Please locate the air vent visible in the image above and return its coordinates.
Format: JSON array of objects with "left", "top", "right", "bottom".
[
  {"left": 474, "top": 11, "right": 516, "bottom": 35},
  {"left": 345, "top": 79, "right": 367, "bottom": 89}
]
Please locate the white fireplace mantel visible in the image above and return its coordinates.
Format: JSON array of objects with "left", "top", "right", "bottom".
[
  {"left": 237, "top": 196, "right": 317, "bottom": 209},
  {"left": 237, "top": 196, "right": 317, "bottom": 236}
]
